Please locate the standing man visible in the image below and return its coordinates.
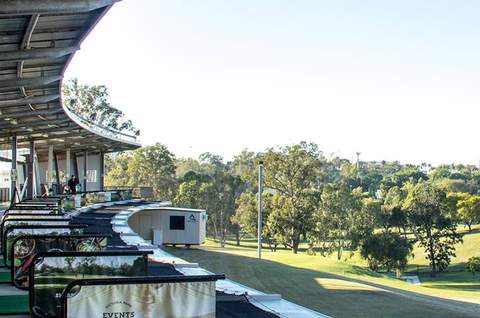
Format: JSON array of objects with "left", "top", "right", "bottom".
[{"left": 68, "top": 175, "right": 79, "bottom": 194}]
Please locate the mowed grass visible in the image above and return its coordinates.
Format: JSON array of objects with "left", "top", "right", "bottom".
[{"left": 167, "top": 226, "right": 480, "bottom": 318}]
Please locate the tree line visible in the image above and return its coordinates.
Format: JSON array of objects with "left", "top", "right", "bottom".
[{"left": 106, "top": 142, "right": 480, "bottom": 276}]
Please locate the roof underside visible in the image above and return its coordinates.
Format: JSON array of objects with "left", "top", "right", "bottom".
[{"left": 0, "top": 0, "right": 140, "bottom": 155}]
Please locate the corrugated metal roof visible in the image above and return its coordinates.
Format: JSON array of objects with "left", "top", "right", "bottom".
[{"left": 0, "top": 0, "right": 140, "bottom": 155}]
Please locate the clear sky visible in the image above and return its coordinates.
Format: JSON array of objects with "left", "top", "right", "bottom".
[{"left": 65, "top": 0, "right": 480, "bottom": 165}]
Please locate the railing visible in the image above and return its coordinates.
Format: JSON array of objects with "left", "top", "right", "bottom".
[
  {"left": 63, "top": 105, "right": 139, "bottom": 145},
  {"left": 61, "top": 189, "right": 134, "bottom": 210}
]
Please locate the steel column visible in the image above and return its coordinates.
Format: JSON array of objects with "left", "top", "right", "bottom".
[{"left": 10, "top": 134, "right": 17, "bottom": 203}]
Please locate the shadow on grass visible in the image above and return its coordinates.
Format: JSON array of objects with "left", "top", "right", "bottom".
[
  {"left": 424, "top": 284, "right": 480, "bottom": 291},
  {"left": 167, "top": 246, "right": 479, "bottom": 318}
]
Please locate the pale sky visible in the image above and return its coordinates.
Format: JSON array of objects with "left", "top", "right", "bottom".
[{"left": 65, "top": 0, "right": 480, "bottom": 166}]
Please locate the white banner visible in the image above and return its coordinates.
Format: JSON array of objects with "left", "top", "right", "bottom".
[{"left": 67, "top": 281, "right": 216, "bottom": 318}]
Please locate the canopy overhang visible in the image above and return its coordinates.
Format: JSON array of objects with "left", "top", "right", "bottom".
[{"left": 0, "top": 0, "right": 140, "bottom": 155}]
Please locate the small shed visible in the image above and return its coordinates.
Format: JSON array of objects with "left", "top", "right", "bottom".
[{"left": 128, "top": 207, "right": 207, "bottom": 246}]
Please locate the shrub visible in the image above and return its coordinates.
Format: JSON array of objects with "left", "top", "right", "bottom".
[{"left": 360, "top": 232, "right": 412, "bottom": 274}]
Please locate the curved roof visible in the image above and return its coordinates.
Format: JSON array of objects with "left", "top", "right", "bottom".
[{"left": 0, "top": 0, "right": 140, "bottom": 155}]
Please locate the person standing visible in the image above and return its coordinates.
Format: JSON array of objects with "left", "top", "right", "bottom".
[{"left": 68, "top": 175, "right": 79, "bottom": 194}]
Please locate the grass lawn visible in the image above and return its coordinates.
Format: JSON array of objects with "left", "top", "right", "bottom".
[{"left": 167, "top": 226, "right": 480, "bottom": 318}]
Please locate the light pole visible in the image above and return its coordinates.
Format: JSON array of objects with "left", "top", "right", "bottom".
[{"left": 258, "top": 161, "right": 264, "bottom": 259}]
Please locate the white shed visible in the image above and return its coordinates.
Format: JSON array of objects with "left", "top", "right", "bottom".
[{"left": 127, "top": 207, "right": 207, "bottom": 246}]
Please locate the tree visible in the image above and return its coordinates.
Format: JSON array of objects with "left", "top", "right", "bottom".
[
  {"left": 466, "top": 256, "right": 480, "bottom": 277},
  {"left": 360, "top": 232, "right": 412, "bottom": 274},
  {"left": 380, "top": 186, "right": 408, "bottom": 234},
  {"left": 104, "top": 152, "right": 132, "bottom": 187},
  {"left": 403, "top": 182, "right": 463, "bottom": 276},
  {"left": 231, "top": 192, "right": 279, "bottom": 250},
  {"left": 317, "top": 183, "right": 363, "bottom": 260},
  {"left": 174, "top": 180, "right": 204, "bottom": 208},
  {"left": 62, "top": 78, "right": 139, "bottom": 135},
  {"left": 262, "top": 142, "right": 324, "bottom": 253},
  {"left": 126, "top": 143, "right": 177, "bottom": 199},
  {"left": 450, "top": 193, "right": 480, "bottom": 231}
]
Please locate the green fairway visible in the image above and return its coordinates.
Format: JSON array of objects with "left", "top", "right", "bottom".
[{"left": 167, "top": 227, "right": 480, "bottom": 318}]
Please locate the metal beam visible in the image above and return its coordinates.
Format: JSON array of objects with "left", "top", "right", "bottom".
[
  {"left": 0, "top": 0, "right": 117, "bottom": 15},
  {"left": 99, "top": 151, "right": 104, "bottom": 191},
  {"left": 11, "top": 134, "right": 17, "bottom": 203},
  {"left": 1, "top": 47, "right": 78, "bottom": 62},
  {"left": 17, "top": 14, "right": 40, "bottom": 80},
  {"left": 0, "top": 123, "right": 72, "bottom": 138},
  {"left": 48, "top": 145, "right": 53, "bottom": 189},
  {"left": 0, "top": 118, "right": 70, "bottom": 130},
  {"left": 54, "top": 151, "right": 60, "bottom": 191},
  {"left": 66, "top": 148, "right": 71, "bottom": 185},
  {"left": 0, "top": 108, "right": 63, "bottom": 119},
  {"left": 27, "top": 140, "right": 34, "bottom": 199},
  {"left": 0, "top": 94, "right": 60, "bottom": 108},
  {"left": 83, "top": 151, "right": 87, "bottom": 191},
  {"left": 0, "top": 75, "right": 62, "bottom": 89}
]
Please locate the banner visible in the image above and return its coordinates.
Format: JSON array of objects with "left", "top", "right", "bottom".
[
  {"left": 13, "top": 236, "right": 108, "bottom": 288},
  {"left": 32, "top": 254, "right": 148, "bottom": 317},
  {"left": 67, "top": 281, "right": 216, "bottom": 318}
]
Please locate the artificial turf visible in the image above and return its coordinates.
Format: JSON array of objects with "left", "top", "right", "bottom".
[
  {"left": 0, "top": 294, "right": 29, "bottom": 314},
  {"left": 0, "top": 271, "right": 10, "bottom": 283}
]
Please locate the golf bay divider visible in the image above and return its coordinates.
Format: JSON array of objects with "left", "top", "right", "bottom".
[
  {"left": 3, "top": 225, "right": 88, "bottom": 266},
  {"left": 2, "top": 213, "right": 67, "bottom": 221},
  {"left": 6, "top": 206, "right": 58, "bottom": 212},
  {"left": 1, "top": 218, "right": 71, "bottom": 250},
  {"left": 61, "top": 274, "right": 225, "bottom": 318},
  {"left": 11, "top": 234, "right": 111, "bottom": 289},
  {"left": 29, "top": 250, "right": 153, "bottom": 318}
]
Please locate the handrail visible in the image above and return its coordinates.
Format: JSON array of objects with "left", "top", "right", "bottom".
[{"left": 63, "top": 104, "right": 139, "bottom": 144}]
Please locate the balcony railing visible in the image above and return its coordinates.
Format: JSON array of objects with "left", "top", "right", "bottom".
[{"left": 63, "top": 106, "right": 139, "bottom": 145}]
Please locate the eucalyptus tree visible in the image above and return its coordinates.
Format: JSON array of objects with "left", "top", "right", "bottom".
[
  {"left": 261, "top": 142, "right": 325, "bottom": 253},
  {"left": 403, "top": 182, "right": 463, "bottom": 276},
  {"left": 62, "top": 78, "right": 139, "bottom": 135}
]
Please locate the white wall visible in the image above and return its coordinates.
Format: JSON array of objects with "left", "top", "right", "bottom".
[
  {"left": 128, "top": 208, "right": 206, "bottom": 245},
  {"left": 38, "top": 153, "right": 102, "bottom": 191}
]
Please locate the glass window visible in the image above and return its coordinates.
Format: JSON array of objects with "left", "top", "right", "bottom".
[
  {"left": 169, "top": 215, "right": 185, "bottom": 230},
  {"left": 87, "top": 170, "right": 97, "bottom": 183}
]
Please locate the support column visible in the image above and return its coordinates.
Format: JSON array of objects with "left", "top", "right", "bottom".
[
  {"left": 47, "top": 145, "right": 53, "bottom": 190},
  {"left": 10, "top": 134, "right": 17, "bottom": 203},
  {"left": 99, "top": 151, "right": 105, "bottom": 191},
  {"left": 54, "top": 152, "right": 60, "bottom": 193},
  {"left": 27, "top": 141, "right": 35, "bottom": 200},
  {"left": 65, "top": 148, "right": 71, "bottom": 183},
  {"left": 83, "top": 151, "right": 87, "bottom": 192}
]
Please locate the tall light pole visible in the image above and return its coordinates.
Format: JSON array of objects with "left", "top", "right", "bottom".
[
  {"left": 258, "top": 161, "right": 264, "bottom": 259},
  {"left": 356, "top": 152, "right": 361, "bottom": 170}
]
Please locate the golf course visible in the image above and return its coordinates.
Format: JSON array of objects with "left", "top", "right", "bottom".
[{"left": 168, "top": 225, "right": 480, "bottom": 318}]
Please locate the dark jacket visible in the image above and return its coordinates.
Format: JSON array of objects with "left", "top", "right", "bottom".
[{"left": 68, "top": 178, "right": 79, "bottom": 193}]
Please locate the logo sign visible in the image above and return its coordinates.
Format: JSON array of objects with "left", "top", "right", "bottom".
[
  {"left": 187, "top": 214, "right": 197, "bottom": 223},
  {"left": 103, "top": 301, "right": 134, "bottom": 318}
]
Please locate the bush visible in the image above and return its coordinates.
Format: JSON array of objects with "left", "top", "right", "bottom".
[
  {"left": 466, "top": 256, "right": 480, "bottom": 277},
  {"left": 360, "top": 232, "right": 412, "bottom": 274}
]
